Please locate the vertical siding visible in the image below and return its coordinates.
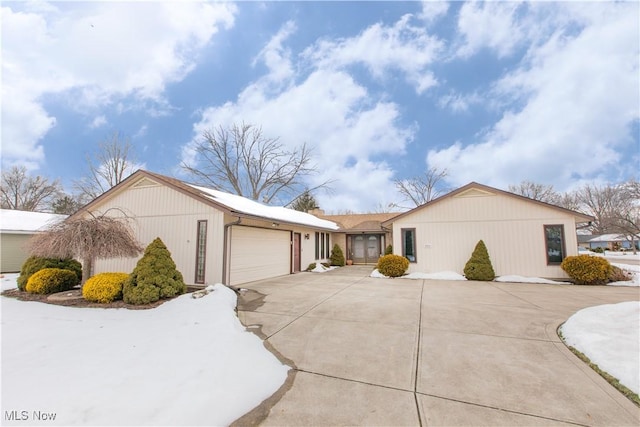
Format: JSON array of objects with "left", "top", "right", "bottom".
[
  {"left": 91, "top": 183, "right": 225, "bottom": 285},
  {"left": 393, "top": 191, "right": 581, "bottom": 279},
  {"left": 1, "top": 233, "right": 31, "bottom": 273}
]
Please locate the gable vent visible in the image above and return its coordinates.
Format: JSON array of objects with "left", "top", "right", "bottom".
[
  {"left": 454, "top": 188, "right": 495, "bottom": 198},
  {"left": 132, "top": 177, "right": 160, "bottom": 188}
]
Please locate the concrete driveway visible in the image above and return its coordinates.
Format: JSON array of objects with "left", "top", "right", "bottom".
[{"left": 235, "top": 266, "right": 639, "bottom": 426}]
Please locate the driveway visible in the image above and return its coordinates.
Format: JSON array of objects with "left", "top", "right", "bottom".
[{"left": 235, "top": 266, "right": 640, "bottom": 426}]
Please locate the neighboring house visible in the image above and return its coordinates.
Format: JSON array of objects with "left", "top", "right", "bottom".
[
  {"left": 311, "top": 211, "right": 398, "bottom": 264},
  {"left": 72, "top": 170, "right": 339, "bottom": 286},
  {"left": 0, "top": 210, "right": 67, "bottom": 273},
  {"left": 585, "top": 234, "right": 639, "bottom": 251},
  {"left": 383, "top": 182, "right": 594, "bottom": 279}
]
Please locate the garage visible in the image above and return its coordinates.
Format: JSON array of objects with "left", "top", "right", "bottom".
[{"left": 229, "top": 226, "right": 291, "bottom": 285}]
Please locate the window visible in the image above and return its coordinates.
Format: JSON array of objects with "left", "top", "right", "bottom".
[
  {"left": 402, "top": 228, "right": 416, "bottom": 262},
  {"left": 544, "top": 225, "right": 565, "bottom": 264},
  {"left": 195, "top": 220, "right": 207, "bottom": 284},
  {"left": 315, "top": 232, "right": 330, "bottom": 259}
]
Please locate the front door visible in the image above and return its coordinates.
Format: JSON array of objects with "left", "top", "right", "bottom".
[
  {"left": 293, "top": 233, "right": 301, "bottom": 272},
  {"left": 351, "top": 234, "right": 381, "bottom": 264}
]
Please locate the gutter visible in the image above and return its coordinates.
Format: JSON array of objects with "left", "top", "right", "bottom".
[{"left": 222, "top": 217, "right": 242, "bottom": 285}]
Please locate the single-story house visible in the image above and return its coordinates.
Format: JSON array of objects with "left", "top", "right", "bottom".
[
  {"left": 0, "top": 210, "right": 68, "bottom": 273},
  {"left": 582, "top": 234, "right": 639, "bottom": 251},
  {"left": 72, "top": 170, "right": 339, "bottom": 286},
  {"left": 383, "top": 182, "right": 594, "bottom": 279},
  {"left": 311, "top": 210, "right": 397, "bottom": 264}
]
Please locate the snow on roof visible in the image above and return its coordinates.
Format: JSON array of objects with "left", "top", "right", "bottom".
[
  {"left": 0, "top": 210, "right": 67, "bottom": 233},
  {"left": 588, "top": 234, "right": 637, "bottom": 242},
  {"left": 188, "top": 185, "right": 339, "bottom": 230}
]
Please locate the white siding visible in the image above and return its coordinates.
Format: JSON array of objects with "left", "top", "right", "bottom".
[
  {"left": 1, "top": 233, "right": 31, "bottom": 273},
  {"left": 229, "top": 226, "right": 290, "bottom": 285},
  {"left": 392, "top": 190, "right": 580, "bottom": 279},
  {"left": 91, "top": 182, "right": 225, "bottom": 285}
]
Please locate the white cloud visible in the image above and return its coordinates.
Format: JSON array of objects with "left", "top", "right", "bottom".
[
  {"left": 89, "top": 115, "right": 107, "bottom": 129},
  {"left": 1, "top": 2, "right": 236, "bottom": 169},
  {"left": 302, "top": 14, "right": 443, "bottom": 94},
  {"left": 182, "top": 20, "right": 419, "bottom": 211},
  {"left": 429, "top": 2, "right": 639, "bottom": 191},
  {"left": 438, "top": 90, "right": 482, "bottom": 113},
  {"left": 419, "top": 1, "right": 449, "bottom": 24}
]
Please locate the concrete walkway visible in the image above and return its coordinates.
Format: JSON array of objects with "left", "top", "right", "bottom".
[{"left": 235, "top": 266, "right": 640, "bottom": 426}]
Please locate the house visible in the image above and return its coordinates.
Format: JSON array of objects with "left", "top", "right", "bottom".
[
  {"left": 383, "top": 182, "right": 594, "bottom": 279},
  {"left": 0, "top": 210, "right": 67, "bottom": 273},
  {"left": 311, "top": 211, "right": 398, "bottom": 264},
  {"left": 72, "top": 170, "right": 339, "bottom": 286},
  {"left": 584, "top": 234, "right": 639, "bottom": 251}
]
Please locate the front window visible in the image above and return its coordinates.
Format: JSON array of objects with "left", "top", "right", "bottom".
[
  {"left": 195, "top": 220, "right": 207, "bottom": 283},
  {"left": 402, "top": 228, "right": 416, "bottom": 262},
  {"left": 544, "top": 225, "right": 565, "bottom": 264},
  {"left": 315, "top": 232, "right": 330, "bottom": 259}
]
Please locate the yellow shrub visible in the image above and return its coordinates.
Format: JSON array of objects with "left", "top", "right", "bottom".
[
  {"left": 377, "top": 254, "right": 410, "bottom": 278},
  {"left": 82, "top": 273, "right": 129, "bottom": 303},
  {"left": 26, "top": 268, "right": 78, "bottom": 294},
  {"left": 561, "top": 255, "right": 612, "bottom": 285}
]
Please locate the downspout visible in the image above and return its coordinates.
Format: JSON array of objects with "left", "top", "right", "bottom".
[{"left": 222, "top": 217, "right": 242, "bottom": 285}]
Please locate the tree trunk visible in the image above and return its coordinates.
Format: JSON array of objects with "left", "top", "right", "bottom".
[{"left": 82, "top": 257, "right": 93, "bottom": 286}]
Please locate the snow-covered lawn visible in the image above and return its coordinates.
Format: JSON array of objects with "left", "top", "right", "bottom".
[
  {"left": 561, "top": 301, "right": 640, "bottom": 395},
  {"left": 1, "top": 274, "right": 289, "bottom": 426}
]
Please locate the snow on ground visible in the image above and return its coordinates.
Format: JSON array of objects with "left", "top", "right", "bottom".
[
  {"left": 495, "top": 275, "right": 569, "bottom": 284},
  {"left": 560, "top": 301, "right": 640, "bottom": 395},
  {"left": 370, "top": 269, "right": 389, "bottom": 278},
  {"left": 402, "top": 271, "right": 467, "bottom": 281},
  {"left": 310, "top": 264, "right": 337, "bottom": 273},
  {"left": 1, "top": 276, "right": 289, "bottom": 426}
]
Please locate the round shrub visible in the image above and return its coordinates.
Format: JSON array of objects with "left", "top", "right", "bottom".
[
  {"left": 83, "top": 273, "right": 129, "bottom": 303},
  {"left": 377, "top": 254, "right": 409, "bottom": 278},
  {"left": 25, "top": 268, "right": 78, "bottom": 294},
  {"left": 17, "top": 256, "right": 82, "bottom": 291},
  {"left": 330, "top": 244, "right": 345, "bottom": 266},
  {"left": 561, "top": 255, "right": 612, "bottom": 285},
  {"left": 123, "top": 237, "right": 186, "bottom": 305},
  {"left": 463, "top": 240, "right": 496, "bottom": 281}
]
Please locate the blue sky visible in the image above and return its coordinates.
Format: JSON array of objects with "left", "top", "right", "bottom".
[{"left": 2, "top": 1, "right": 639, "bottom": 212}]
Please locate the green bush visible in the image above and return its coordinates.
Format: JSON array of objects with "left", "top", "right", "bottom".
[
  {"left": 463, "top": 240, "right": 496, "bottom": 281},
  {"left": 25, "top": 268, "right": 78, "bottom": 294},
  {"left": 590, "top": 247, "right": 604, "bottom": 254},
  {"left": 123, "top": 238, "right": 186, "bottom": 305},
  {"left": 329, "top": 244, "right": 345, "bottom": 266},
  {"left": 307, "top": 263, "right": 317, "bottom": 271},
  {"left": 17, "top": 256, "right": 82, "bottom": 291},
  {"left": 83, "top": 273, "right": 129, "bottom": 303},
  {"left": 384, "top": 244, "right": 393, "bottom": 255},
  {"left": 377, "top": 254, "right": 409, "bottom": 277},
  {"left": 561, "top": 255, "right": 612, "bottom": 285}
]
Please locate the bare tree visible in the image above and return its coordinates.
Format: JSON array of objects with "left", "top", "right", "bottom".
[
  {"left": 27, "top": 211, "right": 143, "bottom": 284},
  {"left": 508, "top": 181, "right": 560, "bottom": 204},
  {"left": 1, "top": 166, "right": 62, "bottom": 211},
  {"left": 74, "top": 131, "right": 138, "bottom": 202},
  {"left": 604, "top": 179, "right": 640, "bottom": 253},
  {"left": 182, "top": 122, "right": 330, "bottom": 204},
  {"left": 395, "top": 167, "right": 449, "bottom": 207},
  {"left": 576, "top": 182, "right": 625, "bottom": 234}
]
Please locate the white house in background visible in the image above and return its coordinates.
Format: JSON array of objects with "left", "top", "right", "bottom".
[
  {"left": 71, "top": 170, "right": 339, "bottom": 286},
  {"left": 584, "top": 234, "right": 639, "bottom": 251},
  {"left": 0, "top": 210, "right": 68, "bottom": 273},
  {"left": 383, "top": 182, "right": 594, "bottom": 280}
]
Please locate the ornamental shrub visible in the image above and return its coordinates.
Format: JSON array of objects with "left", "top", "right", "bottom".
[
  {"left": 384, "top": 244, "right": 393, "bottom": 255},
  {"left": 123, "top": 237, "right": 186, "bottom": 305},
  {"left": 17, "top": 256, "right": 82, "bottom": 291},
  {"left": 608, "top": 265, "right": 632, "bottom": 283},
  {"left": 25, "top": 268, "right": 78, "bottom": 294},
  {"left": 377, "top": 254, "right": 409, "bottom": 278},
  {"left": 329, "top": 244, "right": 345, "bottom": 266},
  {"left": 561, "top": 255, "right": 612, "bottom": 285},
  {"left": 83, "top": 273, "right": 129, "bottom": 303},
  {"left": 463, "top": 240, "right": 496, "bottom": 281}
]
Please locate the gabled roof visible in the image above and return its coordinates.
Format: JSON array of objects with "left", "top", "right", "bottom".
[
  {"left": 316, "top": 212, "right": 401, "bottom": 232},
  {"left": 588, "top": 233, "right": 639, "bottom": 242},
  {"left": 0, "top": 210, "right": 67, "bottom": 234},
  {"left": 382, "top": 182, "right": 594, "bottom": 225},
  {"left": 71, "top": 170, "right": 339, "bottom": 231}
]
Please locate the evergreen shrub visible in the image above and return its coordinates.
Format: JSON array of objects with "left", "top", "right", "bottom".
[
  {"left": 83, "top": 273, "right": 129, "bottom": 303},
  {"left": 17, "top": 256, "right": 82, "bottom": 291},
  {"left": 123, "top": 238, "right": 186, "bottom": 305},
  {"left": 25, "top": 268, "right": 78, "bottom": 294},
  {"left": 384, "top": 244, "right": 393, "bottom": 255},
  {"left": 307, "top": 263, "right": 317, "bottom": 271},
  {"left": 561, "top": 255, "right": 612, "bottom": 285},
  {"left": 329, "top": 244, "right": 345, "bottom": 266},
  {"left": 463, "top": 240, "right": 496, "bottom": 281},
  {"left": 377, "top": 254, "right": 409, "bottom": 277}
]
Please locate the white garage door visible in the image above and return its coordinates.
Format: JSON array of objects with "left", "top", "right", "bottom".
[{"left": 230, "top": 226, "right": 291, "bottom": 285}]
